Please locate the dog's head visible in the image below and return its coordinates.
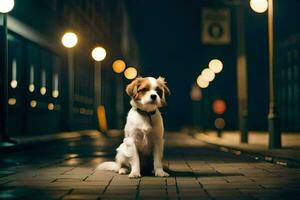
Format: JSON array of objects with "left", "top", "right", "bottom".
[{"left": 126, "top": 76, "right": 170, "bottom": 112}]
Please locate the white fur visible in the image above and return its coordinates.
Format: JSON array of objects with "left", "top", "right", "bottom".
[{"left": 98, "top": 77, "right": 169, "bottom": 178}]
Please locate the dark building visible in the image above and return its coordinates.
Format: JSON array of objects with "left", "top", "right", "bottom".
[{"left": 0, "top": 0, "right": 140, "bottom": 136}]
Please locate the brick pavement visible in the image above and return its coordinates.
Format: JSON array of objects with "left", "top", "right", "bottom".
[{"left": 0, "top": 132, "right": 300, "bottom": 199}]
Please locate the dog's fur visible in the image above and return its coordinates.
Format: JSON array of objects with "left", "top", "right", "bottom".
[{"left": 98, "top": 76, "right": 170, "bottom": 178}]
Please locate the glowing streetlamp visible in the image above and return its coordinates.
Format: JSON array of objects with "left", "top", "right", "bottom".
[
  {"left": 91, "top": 47, "right": 106, "bottom": 62},
  {"left": 0, "top": 0, "right": 14, "bottom": 13},
  {"left": 0, "top": 0, "right": 15, "bottom": 142},
  {"left": 91, "top": 46, "right": 106, "bottom": 121},
  {"left": 61, "top": 31, "right": 78, "bottom": 131},
  {"left": 250, "top": 0, "right": 268, "bottom": 13},
  {"left": 124, "top": 67, "right": 138, "bottom": 80},
  {"left": 250, "top": 0, "right": 280, "bottom": 148},
  {"left": 209, "top": 59, "right": 223, "bottom": 73},
  {"left": 61, "top": 32, "right": 78, "bottom": 48}
]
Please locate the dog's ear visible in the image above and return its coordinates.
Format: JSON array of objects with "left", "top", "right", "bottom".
[
  {"left": 157, "top": 76, "right": 170, "bottom": 96},
  {"left": 126, "top": 77, "right": 141, "bottom": 97}
]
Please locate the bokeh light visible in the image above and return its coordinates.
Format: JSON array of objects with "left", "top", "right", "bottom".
[
  {"left": 250, "top": 0, "right": 268, "bottom": 13},
  {"left": 8, "top": 98, "right": 16, "bottom": 105},
  {"left": 201, "top": 68, "right": 215, "bottom": 82},
  {"left": 91, "top": 47, "right": 106, "bottom": 61},
  {"left": 0, "top": 0, "right": 14, "bottom": 13},
  {"left": 196, "top": 75, "right": 209, "bottom": 88},
  {"left": 61, "top": 32, "right": 78, "bottom": 48},
  {"left": 112, "top": 59, "right": 126, "bottom": 73},
  {"left": 28, "top": 84, "right": 35, "bottom": 92},
  {"left": 212, "top": 99, "right": 226, "bottom": 114},
  {"left": 215, "top": 118, "right": 226, "bottom": 129},
  {"left": 10, "top": 80, "right": 17, "bottom": 88},
  {"left": 124, "top": 67, "right": 137, "bottom": 80},
  {"left": 209, "top": 59, "right": 223, "bottom": 73},
  {"left": 48, "top": 103, "right": 54, "bottom": 111},
  {"left": 52, "top": 90, "right": 59, "bottom": 98},
  {"left": 30, "top": 100, "right": 37, "bottom": 108},
  {"left": 40, "top": 87, "right": 46, "bottom": 95}
]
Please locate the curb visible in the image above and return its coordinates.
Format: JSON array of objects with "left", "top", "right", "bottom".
[{"left": 194, "top": 133, "right": 300, "bottom": 168}]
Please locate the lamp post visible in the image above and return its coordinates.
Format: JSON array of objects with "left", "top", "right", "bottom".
[
  {"left": 61, "top": 32, "right": 78, "bottom": 131},
  {"left": 0, "top": 0, "right": 14, "bottom": 142},
  {"left": 112, "top": 59, "right": 126, "bottom": 129},
  {"left": 250, "top": 0, "right": 281, "bottom": 148},
  {"left": 91, "top": 46, "right": 106, "bottom": 110},
  {"left": 236, "top": 0, "right": 249, "bottom": 143}
]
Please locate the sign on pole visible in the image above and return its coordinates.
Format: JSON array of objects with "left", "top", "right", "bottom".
[{"left": 202, "top": 8, "right": 231, "bottom": 45}]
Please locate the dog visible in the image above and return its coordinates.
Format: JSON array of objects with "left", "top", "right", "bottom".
[{"left": 98, "top": 76, "right": 170, "bottom": 178}]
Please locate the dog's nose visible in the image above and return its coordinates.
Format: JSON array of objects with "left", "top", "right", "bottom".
[{"left": 150, "top": 94, "right": 157, "bottom": 100}]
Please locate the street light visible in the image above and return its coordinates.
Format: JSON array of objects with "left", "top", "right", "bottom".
[
  {"left": 0, "top": 0, "right": 14, "bottom": 13},
  {"left": 0, "top": 0, "right": 15, "bottom": 142},
  {"left": 250, "top": 0, "right": 281, "bottom": 148},
  {"left": 91, "top": 46, "right": 106, "bottom": 62},
  {"left": 124, "top": 67, "right": 137, "bottom": 80},
  {"left": 61, "top": 31, "right": 78, "bottom": 131},
  {"left": 91, "top": 46, "right": 106, "bottom": 131},
  {"left": 250, "top": 0, "right": 268, "bottom": 13}
]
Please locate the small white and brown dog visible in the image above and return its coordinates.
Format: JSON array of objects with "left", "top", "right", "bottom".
[{"left": 98, "top": 76, "right": 170, "bottom": 178}]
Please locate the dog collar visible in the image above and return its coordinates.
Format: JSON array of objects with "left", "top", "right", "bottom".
[{"left": 136, "top": 108, "right": 156, "bottom": 116}]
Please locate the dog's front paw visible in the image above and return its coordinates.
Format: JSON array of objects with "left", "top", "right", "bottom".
[
  {"left": 128, "top": 172, "right": 141, "bottom": 178},
  {"left": 155, "top": 168, "right": 169, "bottom": 177}
]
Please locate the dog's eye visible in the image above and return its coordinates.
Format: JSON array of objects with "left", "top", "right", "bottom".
[
  {"left": 156, "top": 88, "right": 163, "bottom": 97},
  {"left": 138, "top": 88, "right": 148, "bottom": 93}
]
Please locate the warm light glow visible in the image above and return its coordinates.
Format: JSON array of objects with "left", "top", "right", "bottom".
[
  {"left": 112, "top": 59, "right": 126, "bottom": 73},
  {"left": 48, "top": 103, "right": 54, "bottom": 111},
  {"left": 209, "top": 59, "right": 223, "bottom": 73},
  {"left": 92, "top": 47, "right": 106, "bottom": 61},
  {"left": 215, "top": 118, "right": 226, "bottom": 129},
  {"left": 8, "top": 98, "right": 16, "bottom": 105},
  {"left": 10, "top": 80, "right": 17, "bottom": 88},
  {"left": 30, "top": 100, "right": 37, "bottom": 108},
  {"left": 201, "top": 68, "right": 215, "bottom": 82},
  {"left": 250, "top": 0, "right": 268, "bottom": 13},
  {"left": 124, "top": 67, "right": 138, "bottom": 80},
  {"left": 61, "top": 32, "right": 78, "bottom": 48},
  {"left": 0, "top": 0, "right": 14, "bottom": 13},
  {"left": 40, "top": 87, "right": 46, "bottom": 95},
  {"left": 52, "top": 90, "right": 59, "bottom": 98},
  {"left": 28, "top": 84, "right": 35, "bottom": 92},
  {"left": 212, "top": 99, "right": 227, "bottom": 114},
  {"left": 196, "top": 75, "right": 209, "bottom": 88}
]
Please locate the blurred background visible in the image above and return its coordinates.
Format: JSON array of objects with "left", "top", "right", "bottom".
[{"left": 0, "top": 0, "right": 299, "bottom": 140}]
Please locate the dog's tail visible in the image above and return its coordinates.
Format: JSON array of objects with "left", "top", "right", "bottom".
[{"left": 97, "top": 161, "right": 120, "bottom": 172}]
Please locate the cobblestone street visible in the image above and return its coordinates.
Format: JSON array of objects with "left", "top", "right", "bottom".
[{"left": 1, "top": 132, "right": 300, "bottom": 200}]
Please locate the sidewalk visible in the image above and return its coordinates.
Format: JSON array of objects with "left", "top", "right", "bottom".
[
  {"left": 195, "top": 131, "right": 300, "bottom": 166},
  {"left": 0, "top": 129, "right": 123, "bottom": 154}
]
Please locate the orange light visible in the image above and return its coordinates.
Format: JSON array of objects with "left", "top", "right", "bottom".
[
  {"left": 212, "top": 99, "right": 226, "bottom": 114},
  {"left": 112, "top": 59, "right": 126, "bottom": 73}
]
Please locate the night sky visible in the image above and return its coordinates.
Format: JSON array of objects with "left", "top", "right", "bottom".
[{"left": 125, "top": 0, "right": 299, "bottom": 131}]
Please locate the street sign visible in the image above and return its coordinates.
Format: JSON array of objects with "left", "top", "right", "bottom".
[{"left": 202, "top": 8, "right": 231, "bottom": 45}]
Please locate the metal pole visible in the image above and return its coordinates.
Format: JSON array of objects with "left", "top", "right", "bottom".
[
  {"left": 94, "top": 61, "right": 101, "bottom": 129},
  {"left": 268, "top": 0, "right": 281, "bottom": 149},
  {"left": 0, "top": 14, "right": 10, "bottom": 141},
  {"left": 236, "top": 1, "right": 248, "bottom": 143},
  {"left": 67, "top": 49, "right": 74, "bottom": 131}
]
